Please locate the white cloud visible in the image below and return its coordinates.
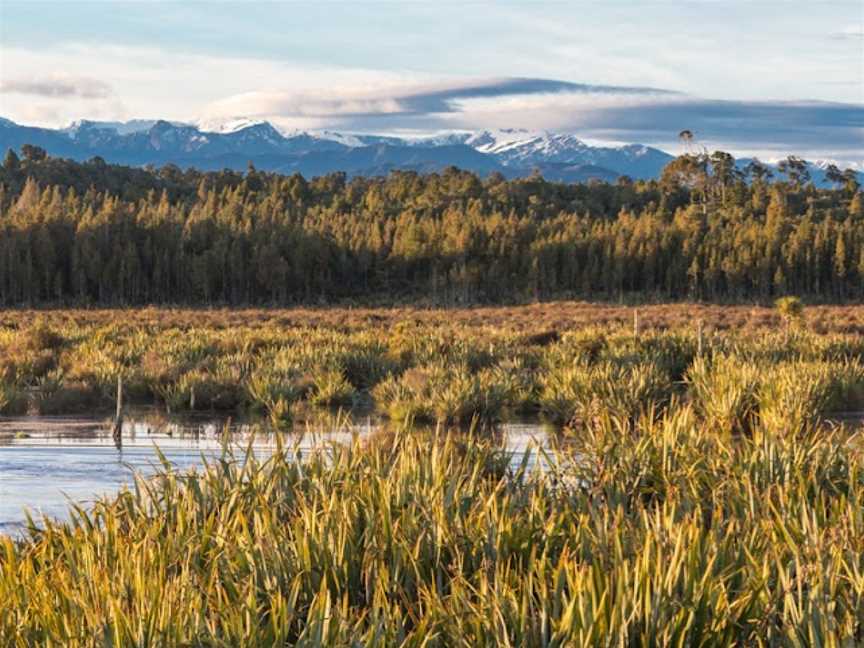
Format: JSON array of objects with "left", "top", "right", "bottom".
[
  {"left": 0, "top": 75, "right": 111, "bottom": 99},
  {"left": 201, "top": 90, "right": 406, "bottom": 121},
  {"left": 0, "top": 42, "right": 860, "bottom": 163},
  {"left": 0, "top": 43, "right": 424, "bottom": 128},
  {"left": 830, "top": 25, "right": 864, "bottom": 39},
  {"left": 199, "top": 78, "right": 674, "bottom": 130}
]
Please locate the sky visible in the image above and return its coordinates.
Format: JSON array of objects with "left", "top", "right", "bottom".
[{"left": 0, "top": 0, "right": 862, "bottom": 161}]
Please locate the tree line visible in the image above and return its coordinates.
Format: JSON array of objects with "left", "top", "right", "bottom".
[{"left": 0, "top": 145, "right": 861, "bottom": 305}]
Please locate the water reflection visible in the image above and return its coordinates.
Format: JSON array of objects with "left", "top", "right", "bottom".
[{"left": 0, "top": 412, "right": 556, "bottom": 535}]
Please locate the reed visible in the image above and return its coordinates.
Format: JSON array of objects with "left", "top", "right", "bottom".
[
  {"left": 4, "top": 313, "right": 864, "bottom": 431},
  {"left": 539, "top": 360, "right": 673, "bottom": 427},
  {"left": 3, "top": 310, "right": 864, "bottom": 643},
  {"left": 2, "top": 419, "right": 863, "bottom": 645}
]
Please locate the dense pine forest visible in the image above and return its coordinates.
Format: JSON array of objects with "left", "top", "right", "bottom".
[{"left": 0, "top": 145, "right": 861, "bottom": 305}]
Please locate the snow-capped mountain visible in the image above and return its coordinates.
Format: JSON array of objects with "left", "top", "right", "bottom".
[
  {"left": 2, "top": 116, "right": 858, "bottom": 185},
  {"left": 64, "top": 119, "right": 188, "bottom": 137},
  {"left": 413, "top": 129, "right": 673, "bottom": 179},
  {"left": 194, "top": 116, "right": 270, "bottom": 134},
  {"left": 807, "top": 158, "right": 864, "bottom": 173},
  {"left": 30, "top": 118, "right": 670, "bottom": 178},
  {"left": 194, "top": 118, "right": 402, "bottom": 148},
  {"left": 314, "top": 130, "right": 405, "bottom": 148},
  {"left": 42, "top": 119, "right": 352, "bottom": 165}
]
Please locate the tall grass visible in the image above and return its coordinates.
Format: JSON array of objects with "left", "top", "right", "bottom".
[
  {"left": 2, "top": 419, "right": 863, "bottom": 645},
  {"left": 539, "top": 360, "right": 672, "bottom": 427},
  {"left": 5, "top": 314, "right": 864, "bottom": 425},
  {"left": 688, "top": 354, "right": 864, "bottom": 436},
  {"left": 3, "top": 312, "right": 864, "bottom": 643}
]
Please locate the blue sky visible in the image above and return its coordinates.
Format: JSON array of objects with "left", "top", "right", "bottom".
[{"left": 0, "top": 1, "right": 862, "bottom": 160}]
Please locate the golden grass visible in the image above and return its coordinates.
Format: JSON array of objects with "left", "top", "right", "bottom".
[
  {"left": 2, "top": 305, "right": 864, "bottom": 643},
  {"left": 2, "top": 421, "right": 863, "bottom": 645}
]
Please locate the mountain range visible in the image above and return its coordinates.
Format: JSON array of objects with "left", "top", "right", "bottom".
[{"left": 0, "top": 117, "right": 856, "bottom": 186}]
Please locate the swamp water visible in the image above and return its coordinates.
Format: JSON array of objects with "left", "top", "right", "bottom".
[{"left": 0, "top": 413, "right": 555, "bottom": 535}]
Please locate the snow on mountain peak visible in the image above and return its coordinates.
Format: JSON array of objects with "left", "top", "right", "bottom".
[
  {"left": 810, "top": 158, "right": 864, "bottom": 172},
  {"left": 455, "top": 130, "right": 591, "bottom": 165},
  {"left": 63, "top": 119, "right": 186, "bottom": 137},
  {"left": 312, "top": 130, "right": 372, "bottom": 148},
  {"left": 195, "top": 117, "right": 272, "bottom": 134}
]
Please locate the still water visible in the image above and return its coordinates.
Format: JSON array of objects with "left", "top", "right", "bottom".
[{"left": 0, "top": 414, "right": 553, "bottom": 536}]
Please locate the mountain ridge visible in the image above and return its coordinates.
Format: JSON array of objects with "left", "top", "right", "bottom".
[{"left": 1, "top": 117, "right": 858, "bottom": 185}]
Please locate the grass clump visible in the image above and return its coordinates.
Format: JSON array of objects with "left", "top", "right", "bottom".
[
  {"left": 0, "top": 382, "right": 27, "bottom": 415},
  {"left": 20, "top": 318, "right": 65, "bottom": 353},
  {"left": 245, "top": 369, "right": 303, "bottom": 427},
  {"left": 373, "top": 363, "right": 516, "bottom": 424},
  {"left": 688, "top": 354, "right": 864, "bottom": 436},
  {"left": 686, "top": 355, "right": 762, "bottom": 436},
  {"left": 308, "top": 367, "right": 356, "bottom": 407},
  {"left": 540, "top": 360, "right": 673, "bottom": 428},
  {"left": 4, "top": 310, "right": 864, "bottom": 433}
]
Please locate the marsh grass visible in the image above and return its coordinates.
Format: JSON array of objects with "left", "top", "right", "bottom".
[
  {"left": 688, "top": 354, "right": 864, "bottom": 436},
  {"left": 2, "top": 418, "right": 863, "bottom": 645},
  {"left": 309, "top": 367, "right": 357, "bottom": 407},
  {"left": 4, "top": 310, "right": 864, "bottom": 643},
  {"left": 6, "top": 313, "right": 864, "bottom": 432},
  {"left": 539, "top": 360, "right": 673, "bottom": 428}
]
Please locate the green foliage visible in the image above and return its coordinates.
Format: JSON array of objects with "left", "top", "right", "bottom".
[
  {"left": 539, "top": 360, "right": 672, "bottom": 427},
  {"left": 758, "top": 360, "right": 864, "bottom": 432},
  {"left": 245, "top": 369, "right": 303, "bottom": 428},
  {"left": 686, "top": 355, "right": 762, "bottom": 435},
  {"left": 0, "top": 382, "right": 26, "bottom": 415},
  {"left": 4, "top": 314, "right": 864, "bottom": 430},
  {"left": 687, "top": 353, "right": 864, "bottom": 436},
  {"left": 372, "top": 363, "right": 513, "bottom": 424}
]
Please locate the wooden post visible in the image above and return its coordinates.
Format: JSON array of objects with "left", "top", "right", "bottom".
[
  {"left": 633, "top": 308, "right": 640, "bottom": 339},
  {"left": 111, "top": 374, "right": 124, "bottom": 449},
  {"left": 697, "top": 319, "right": 704, "bottom": 356}
]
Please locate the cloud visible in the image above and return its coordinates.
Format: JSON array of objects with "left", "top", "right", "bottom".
[
  {"left": 447, "top": 93, "right": 863, "bottom": 156},
  {"left": 201, "top": 77, "right": 678, "bottom": 123},
  {"left": 381, "top": 78, "right": 677, "bottom": 114},
  {"left": 578, "top": 99, "right": 863, "bottom": 162},
  {"left": 0, "top": 76, "right": 112, "bottom": 99},
  {"left": 0, "top": 43, "right": 420, "bottom": 128},
  {"left": 204, "top": 78, "right": 862, "bottom": 162},
  {"left": 0, "top": 42, "right": 860, "bottom": 163},
  {"left": 830, "top": 25, "right": 864, "bottom": 40}
]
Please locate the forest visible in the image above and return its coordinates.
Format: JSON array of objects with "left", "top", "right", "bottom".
[{"left": 0, "top": 145, "right": 861, "bottom": 305}]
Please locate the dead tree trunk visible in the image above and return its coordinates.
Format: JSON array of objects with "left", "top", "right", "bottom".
[{"left": 111, "top": 375, "right": 124, "bottom": 449}]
